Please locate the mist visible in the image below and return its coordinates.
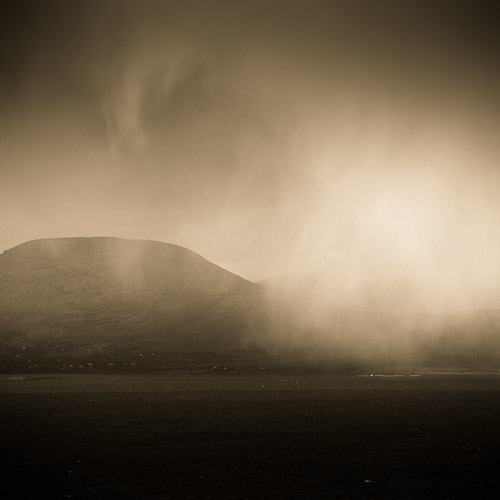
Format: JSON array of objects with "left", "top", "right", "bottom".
[{"left": 2, "top": 0, "right": 500, "bottom": 366}]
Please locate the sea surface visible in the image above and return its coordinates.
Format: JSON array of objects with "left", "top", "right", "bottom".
[{"left": 1, "top": 374, "right": 500, "bottom": 499}]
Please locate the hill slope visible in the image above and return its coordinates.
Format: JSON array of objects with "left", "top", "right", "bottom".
[{"left": 0, "top": 238, "right": 269, "bottom": 372}]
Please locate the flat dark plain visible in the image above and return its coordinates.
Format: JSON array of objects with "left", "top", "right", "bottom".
[{"left": 1, "top": 375, "right": 500, "bottom": 499}]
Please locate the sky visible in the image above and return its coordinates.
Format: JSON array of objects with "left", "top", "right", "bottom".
[{"left": 1, "top": 0, "right": 500, "bottom": 285}]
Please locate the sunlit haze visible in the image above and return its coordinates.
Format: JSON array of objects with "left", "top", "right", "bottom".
[{"left": 2, "top": 0, "right": 500, "bottom": 302}]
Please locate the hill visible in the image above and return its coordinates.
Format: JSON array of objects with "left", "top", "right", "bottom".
[
  {"left": 2, "top": 238, "right": 500, "bottom": 373},
  {"left": 0, "top": 237, "right": 270, "bottom": 372}
]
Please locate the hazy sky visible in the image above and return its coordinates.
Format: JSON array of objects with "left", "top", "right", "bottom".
[{"left": 2, "top": 0, "right": 500, "bottom": 283}]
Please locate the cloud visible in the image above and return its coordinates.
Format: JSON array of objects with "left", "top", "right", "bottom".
[{"left": 102, "top": 39, "right": 198, "bottom": 152}]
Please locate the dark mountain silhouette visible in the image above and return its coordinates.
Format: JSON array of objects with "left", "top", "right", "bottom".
[
  {"left": 0, "top": 238, "right": 270, "bottom": 372},
  {"left": 1, "top": 238, "right": 500, "bottom": 373}
]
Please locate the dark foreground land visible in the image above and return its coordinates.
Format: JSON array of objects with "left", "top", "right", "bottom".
[{"left": 1, "top": 375, "right": 500, "bottom": 499}]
